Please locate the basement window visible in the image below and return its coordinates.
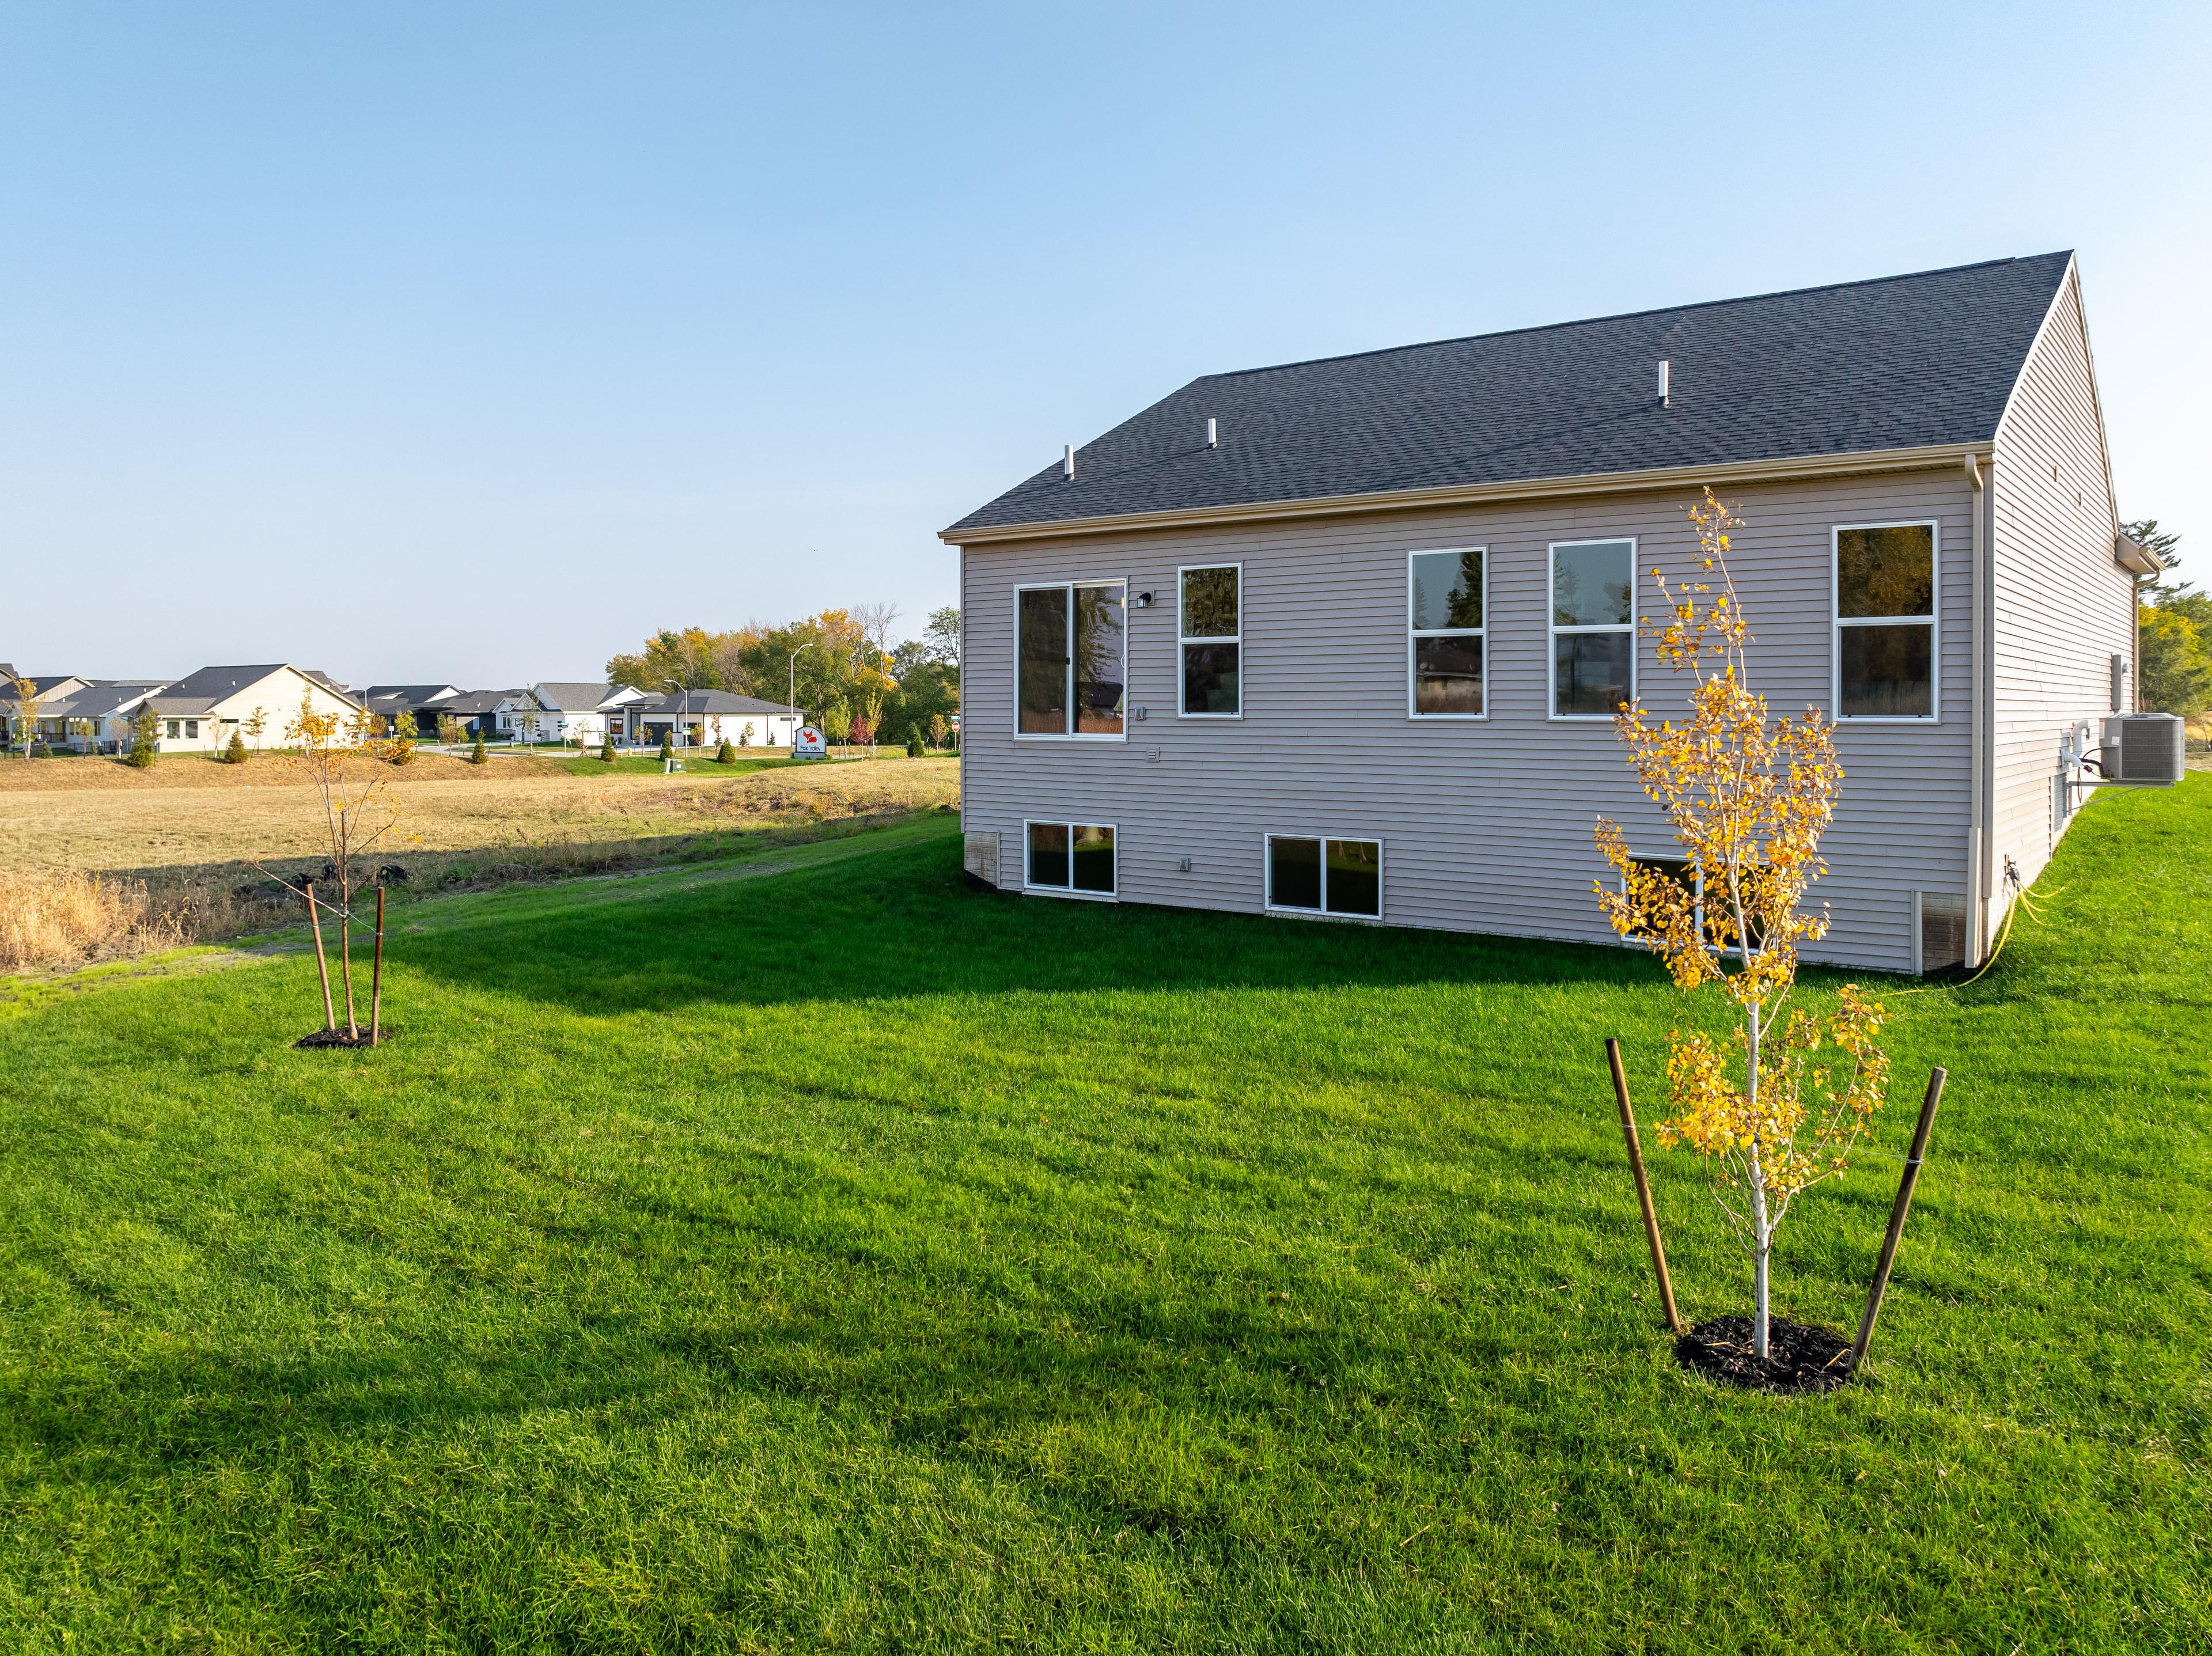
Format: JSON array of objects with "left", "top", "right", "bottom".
[
  {"left": 1025, "top": 821, "right": 1116, "bottom": 897},
  {"left": 1409, "top": 548, "right": 1487, "bottom": 717},
  {"left": 1179, "top": 565, "right": 1241, "bottom": 717},
  {"left": 1835, "top": 523, "right": 1937, "bottom": 719},
  {"left": 1266, "top": 835, "right": 1381, "bottom": 918}
]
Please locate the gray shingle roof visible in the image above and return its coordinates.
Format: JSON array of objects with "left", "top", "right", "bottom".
[
  {"left": 530, "top": 681, "right": 626, "bottom": 712},
  {"left": 150, "top": 665, "right": 361, "bottom": 715},
  {"left": 639, "top": 691, "right": 798, "bottom": 716},
  {"left": 364, "top": 684, "right": 461, "bottom": 704},
  {"left": 948, "top": 253, "right": 2074, "bottom": 536}
]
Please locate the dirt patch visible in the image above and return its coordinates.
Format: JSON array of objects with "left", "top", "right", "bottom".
[{"left": 1675, "top": 1316, "right": 1854, "bottom": 1394}]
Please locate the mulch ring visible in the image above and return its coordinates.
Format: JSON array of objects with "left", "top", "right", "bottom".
[
  {"left": 293, "top": 1028, "right": 397, "bottom": 1049},
  {"left": 1676, "top": 1316, "right": 1853, "bottom": 1393}
]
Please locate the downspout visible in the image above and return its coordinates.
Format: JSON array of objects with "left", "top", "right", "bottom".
[{"left": 1965, "top": 452, "right": 1993, "bottom": 968}]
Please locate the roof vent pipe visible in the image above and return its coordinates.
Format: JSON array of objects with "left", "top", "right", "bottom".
[
  {"left": 1206, "top": 418, "right": 1218, "bottom": 448},
  {"left": 1657, "top": 359, "right": 1671, "bottom": 407},
  {"left": 1063, "top": 444, "right": 1075, "bottom": 480}
]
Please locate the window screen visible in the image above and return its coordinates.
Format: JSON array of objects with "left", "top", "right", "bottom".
[
  {"left": 1410, "top": 548, "right": 1486, "bottom": 715},
  {"left": 1180, "top": 566, "right": 1241, "bottom": 715},
  {"left": 1836, "top": 525, "right": 1936, "bottom": 718},
  {"left": 1551, "top": 540, "right": 1635, "bottom": 717}
]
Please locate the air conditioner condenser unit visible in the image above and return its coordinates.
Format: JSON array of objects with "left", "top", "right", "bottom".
[{"left": 2099, "top": 714, "right": 2185, "bottom": 786}]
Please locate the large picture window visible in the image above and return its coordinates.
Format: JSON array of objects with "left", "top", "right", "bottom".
[
  {"left": 1025, "top": 820, "right": 1116, "bottom": 896},
  {"left": 1834, "top": 523, "right": 1937, "bottom": 719},
  {"left": 1179, "top": 565, "right": 1241, "bottom": 717},
  {"left": 1265, "top": 835, "right": 1381, "bottom": 918},
  {"left": 1017, "top": 582, "right": 1125, "bottom": 737},
  {"left": 1550, "top": 539, "right": 1635, "bottom": 718}
]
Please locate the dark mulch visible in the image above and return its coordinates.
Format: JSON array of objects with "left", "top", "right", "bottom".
[
  {"left": 293, "top": 1028, "right": 398, "bottom": 1049},
  {"left": 1676, "top": 1316, "right": 1854, "bottom": 1393}
]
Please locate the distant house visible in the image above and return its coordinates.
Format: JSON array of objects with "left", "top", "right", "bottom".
[
  {"left": 37, "top": 681, "right": 169, "bottom": 752},
  {"left": 498, "top": 683, "right": 651, "bottom": 745},
  {"left": 626, "top": 690, "right": 801, "bottom": 749},
  {"left": 2, "top": 673, "right": 156, "bottom": 751},
  {"left": 146, "top": 664, "right": 362, "bottom": 753},
  {"left": 362, "top": 684, "right": 462, "bottom": 737},
  {"left": 944, "top": 252, "right": 2142, "bottom": 975},
  {"left": 436, "top": 691, "right": 514, "bottom": 740}
]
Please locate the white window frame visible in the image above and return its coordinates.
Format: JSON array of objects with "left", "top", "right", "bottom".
[
  {"left": 1547, "top": 537, "right": 1639, "bottom": 722},
  {"left": 1013, "top": 579, "right": 1128, "bottom": 742},
  {"left": 1177, "top": 563, "right": 1244, "bottom": 720},
  {"left": 1406, "top": 545, "right": 1489, "bottom": 721},
  {"left": 1021, "top": 817, "right": 1120, "bottom": 901},
  {"left": 1262, "top": 832, "right": 1385, "bottom": 920},
  {"left": 1832, "top": 521, "right": 1941, "bottom": 724}
]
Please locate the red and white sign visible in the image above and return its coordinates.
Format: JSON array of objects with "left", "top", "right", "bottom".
[{"left": 792, "top": 724, "right": 828, "bottom": 758}]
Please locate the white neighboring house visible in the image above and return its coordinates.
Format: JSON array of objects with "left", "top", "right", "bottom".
[
  {"left": 497, "top": 683, "right": 652, "bottom": 745},
  {"left": 146, "top": 665, "right": 363, "bottom": 753},
  {"left": 626, "top": 690, "right": 802, "bottom": 748},
  {"left": 36, "top": 680, "right": 170, "bottom": 751}
]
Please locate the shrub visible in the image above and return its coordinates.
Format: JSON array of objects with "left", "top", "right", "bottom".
[
  {"left": 601, "top": 732, "right": 616, "bottom": 763},
  {"left": 906, "top": 729, "right": 925, "bottom": 757},
  {"left": 126, "top": 706, "right": 160, "bottom": 768},
  {"left": 658, "top": 732, "right": 673, "bottom": 761},
  {"left": 224, "top": 730, "right": 249, "bottom": 764},
  {"left": 716, "top": 739, "right": 736, "bottom": 764},
  {"left": 469, "top": 736, "right": 488, "bottom": 766}
]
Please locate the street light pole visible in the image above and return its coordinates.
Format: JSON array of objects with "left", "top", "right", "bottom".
[
  {"left": 788, "top": 642, "right": 816, "bottom": 749},
  {"left": 663, "top": 680, "right": 691, "bottom": 754}
]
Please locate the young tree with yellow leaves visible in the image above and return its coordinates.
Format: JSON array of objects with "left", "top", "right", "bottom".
[
  {"left": 1595, "top": 490, "right": 1891, "bottom": 1363},
  {"left": 260, "top": 692, "right": 411, "bottom": 1041}
]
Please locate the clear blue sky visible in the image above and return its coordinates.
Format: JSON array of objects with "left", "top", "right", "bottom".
[{"left": 3, "top": 2, "right": 2205, "bottom": 687}]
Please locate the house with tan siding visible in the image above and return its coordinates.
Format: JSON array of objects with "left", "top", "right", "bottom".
[{"left": 941, "top": 252, "right": 2154, "bottom": 974}]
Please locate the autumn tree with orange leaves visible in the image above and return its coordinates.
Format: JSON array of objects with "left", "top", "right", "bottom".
[{"left": 1595, "top": 490, "right": 1891, "bottom": 1362}]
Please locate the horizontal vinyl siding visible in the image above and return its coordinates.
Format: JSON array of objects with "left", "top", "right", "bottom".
[
  {"left": 1990, "top": 267, "right": 2130, "bottom": 894},
  {"left": 961, "top": 472, "right": 1975, "bottom": 973}
]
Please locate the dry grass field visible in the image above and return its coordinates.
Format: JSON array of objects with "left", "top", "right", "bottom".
[{"left": 0, "top": 753, "right": 960, "bottom": 969}]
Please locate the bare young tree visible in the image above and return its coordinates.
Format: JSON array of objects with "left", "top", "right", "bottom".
[{"left": 850, "top": 601, "right": 903, "bottom": 657}]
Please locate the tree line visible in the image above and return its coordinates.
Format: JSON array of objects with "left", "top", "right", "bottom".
[
  {"left": 2130, "top": 521, "right": 2210, "bottom": 721},
  {"left": 605, "top": 604, "right": 961, "bottom": 748}
]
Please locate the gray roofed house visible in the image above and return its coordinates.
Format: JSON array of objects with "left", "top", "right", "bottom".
[
  {"left": 141, "top": 664, "right": 362, "bottom": 755},
  {"left": 32, "top": 680, "right": 168, "bottom": 751},
  {"left": 624, "top": 689, "right": 801, "bottom": 749},
  {"left": 942, "top": 252, "right": 2153, "bottom": 975}
]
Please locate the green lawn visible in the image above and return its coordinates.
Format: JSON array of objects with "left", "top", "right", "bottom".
[{"left": 1, "top": 782, "right": 2206, "bottom": 1651}]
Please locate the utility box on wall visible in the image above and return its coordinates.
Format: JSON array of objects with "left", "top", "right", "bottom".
[{"left": 2100, "top": 715, "right": 2185, "bottom": 785}]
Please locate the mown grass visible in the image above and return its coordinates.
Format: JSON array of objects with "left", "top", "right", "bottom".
[{"left": 0, "top": 780, "right": 2205, "bottom": 1651}]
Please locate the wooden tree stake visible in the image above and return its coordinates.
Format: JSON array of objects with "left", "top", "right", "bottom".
[
  {"left": 369, "top": 885, "right": 387, "bottom": 1046},
  {"left": 1607, "top": 1037, "right": 1683, "bottom": 1335},
  {"left": 1850, "top": 1066, "right": 1947, "bottom": 1378},
  {"left": 305, "top": 878, "right": 335, "bottom": 1031}
]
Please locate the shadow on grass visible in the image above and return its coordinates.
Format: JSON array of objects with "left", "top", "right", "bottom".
[{"left": 394, "top": 826, "right": 1685, "bottom": 1014}]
